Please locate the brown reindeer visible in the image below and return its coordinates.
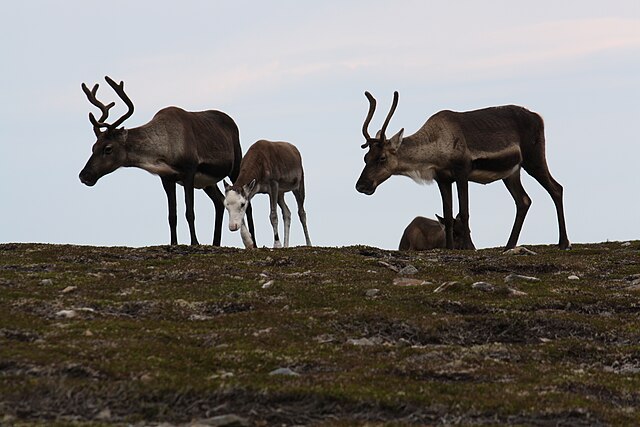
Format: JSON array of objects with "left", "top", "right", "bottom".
[
  {"left": 224, "top": 140, "right": 311, "bottom": 248},
  {"left": 399, "top": 215, "right": 468, "bottom": 251},
  {"left": 79, "top": 76, "right": 255, "bottom": 246},
  {"left": 356, "top": 91, "right": 570, "bottom": 251}
]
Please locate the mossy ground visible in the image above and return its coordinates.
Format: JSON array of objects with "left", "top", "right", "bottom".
[{"left": 1, "top": 242, "right": 639, "bottom": 426}]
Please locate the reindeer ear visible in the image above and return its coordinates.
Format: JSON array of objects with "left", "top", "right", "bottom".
[
  {"left": 223, "top": 180, "right": 232, "bottom": 191},
  {"left": 113, "top": 128, "right": 128, "bottom": 143},
  {"left": 244, "top": 179, "right": 256, "bottom": 195},
  {"left": 389, "top": 128, "right": 404, "bottom": 150},
  {"left": 436, "top": 214, "right": 445, "bottom": 225}
]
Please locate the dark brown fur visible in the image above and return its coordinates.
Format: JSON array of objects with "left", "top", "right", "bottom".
[
  {"left": 398, "top": 215, "right": 466, "bottom": 251},
  {"left": 356, "top": 92, "right": 570, "bottom": 251},
  {"left": 79, "top": 76, "right": 255, "bottom": 246}
]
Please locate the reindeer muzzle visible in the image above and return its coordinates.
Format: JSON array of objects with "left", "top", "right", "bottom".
[
  {"left": 355, "top": 181, "right": 376, "bottom": 195},
  {"left": 79, "top": 170, "right": 97, "bottom": 187}
]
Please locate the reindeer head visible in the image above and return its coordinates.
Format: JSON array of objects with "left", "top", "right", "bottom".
[
  {"left": 79, "top": 76, "right": 135, "bottom": 186},
  {"left": 224, "top": 179, "right": 257, "bottom": 232},
  {"left": 355, "top": 91, "right": 404, "bottom": 195}
]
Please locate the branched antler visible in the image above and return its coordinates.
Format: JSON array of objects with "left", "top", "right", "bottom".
[
  {"left": 104, "top": 76, "right": 134, "bottom": 130},
  {"left": 81, "top": 76, "right": 135, "bottom": 135},
  {"left": 81, "top": 83, "right": 115, "bottom": 136}
]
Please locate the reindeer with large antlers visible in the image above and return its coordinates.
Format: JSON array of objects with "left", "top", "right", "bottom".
[
  {"left": 79, "top": 76, "right": 256, "bottom": 246},
  {"left": 356, "top": 91, "right": 570, "bottom": 250}
]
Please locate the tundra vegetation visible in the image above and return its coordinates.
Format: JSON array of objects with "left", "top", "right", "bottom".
[{"left": 1, "top": 241, "right": 639, "bottom": 425}]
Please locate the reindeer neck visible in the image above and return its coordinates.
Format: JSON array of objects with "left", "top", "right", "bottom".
[
  {"left": 233, "top": 153, "right": 267, "bottom": 189},
  {"left": 396, "top": 134, "right": 434, "bottom": 168},
  {"left": 393, "top": 133, "right": 444, "bottom": 182},
  {"left": 121, "top": 127, "right": 153, "bottom": 166},
  {"left": 121, "top": 125, "right": 180, "bottom": 176}
]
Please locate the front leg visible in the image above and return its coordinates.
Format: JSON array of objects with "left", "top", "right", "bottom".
[
  {"left": 203, "top": 184, "right": 225, "bottom": 246},
  {"left": 268, "top": 184, "right": 282, "bottom": 248},
  {"left": 436, "top": 179, "right": 454, "bottom": 249},
  {"left": 277, "top": 192, "right": 291, "bottom": 247},
  {"left": 245, "top": 202, "right": 257, "bottom": 247},
  {"left": 455, "top": 177, "right": 476, "bottom": 250},
  {"left": 182, "top": 174, "right": 199, "bottom": 245},
  {"left": 161, "top": 177, "right": 178, "bottom": 245},
  {"left": 239, "top": 220, "right": 255, "bottom": 249}
]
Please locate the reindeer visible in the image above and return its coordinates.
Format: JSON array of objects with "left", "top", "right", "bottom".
[
  {"left": 399, "top": 215, "right": 467, "bottom": 251},
  {"left": 224, "top": 140, "right": 311, "bottom": 248},
  {"left": 356, "top": 91, "right": 570, "bottom": 251},
  {"left": 79, "top": 76, "right": 255, "bottom": 246}
]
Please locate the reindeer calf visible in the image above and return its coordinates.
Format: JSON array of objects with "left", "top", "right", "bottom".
[
  {"left": 224, "top": 140, "right": 311, "bottom": 248},
  {"left": 399, "top": 215, "right": 469, "bottom": 251}
]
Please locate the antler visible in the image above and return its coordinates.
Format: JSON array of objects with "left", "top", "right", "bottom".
[
  {"left": 81, "top": 76, "right": 135, "bottom": 134},
  {"left": 104, "top": 76, "right": 134, "bottom": 130},
  {"left": 82, "top": 82, "right": 115, "bottom": 136},
  {"left": 361, "top": 91, "right": 377, "bottom": 148},
  {"left": 361, "top": 91, "right": 399, "bottom": 149},
  {"left": 379, "top": 91, "right": 399, "bottom": 141}
]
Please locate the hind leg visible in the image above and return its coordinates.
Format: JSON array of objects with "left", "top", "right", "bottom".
[
  {"left": 524, "top": 163, "right": 571, "bottom": 249},
  {"left": 502, "top": 168, "right": 531, "bottom": 250},
  {"left": 277, "top": 192, "right": 292, "bottom": 247},
  {"left": 293, "top": 183, "right": 311, "bottom": 246}
]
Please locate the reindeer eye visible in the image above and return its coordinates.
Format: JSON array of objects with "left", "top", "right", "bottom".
[
  {"left": 104, "top": 145, "right": 113, "bottom": 155},
  {"left": 378, "top": 155, "right": 387, "bottom": 164}
]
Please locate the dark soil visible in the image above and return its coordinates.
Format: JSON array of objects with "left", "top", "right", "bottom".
[{"left": 1, "top": 241, "right": 639, "bottom": 426}]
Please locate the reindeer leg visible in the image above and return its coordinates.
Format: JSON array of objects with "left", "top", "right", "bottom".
[
  {"left": 183, "top": 174, "right": 199, "bottom": 245},
  {"left": 503, "top": 168, "right": 531, "bottom": 250},
  {"left": 245, "top": 202, "right": 257, "bottom": 247},
  {"left": 268, "top": 184, "right": 282, "bottom": 248},
  {"left": 161, "top": 177, "right": 178, "bottom": 245},
  {"left": 525, "top": 165, "right": 571, "bottom": 250},
  {"left": 204, "top": 184, "right": 225, "bottom": 246},
  {"left": 277, "top": 193, "right": 291, "bottom": 248},
  {"left": 436, "top": 179, "right": 455, "bottom": 249},
  {"left": 455, "top": 176, "right": 475, "bottom": 250},
  {"left": 293, "top": 184, "right": 311, "bottom": 246},
  {"left": 239, "top": 219, "right": 255, "bottom": 249}
]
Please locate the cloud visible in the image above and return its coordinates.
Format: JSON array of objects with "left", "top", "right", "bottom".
[
  {"left": 122, "top": 16, "right": 640, "bottom": 106},
  {"left": 462, "top": 18, "right": 640, "bottom": 73}
]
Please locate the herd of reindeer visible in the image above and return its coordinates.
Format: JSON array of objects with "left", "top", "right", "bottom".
[{"left": 79, "top": 76, "right": 571, "bottom": 252}]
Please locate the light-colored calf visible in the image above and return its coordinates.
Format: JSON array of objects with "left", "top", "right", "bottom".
[{"left": 224, "top": 140, "right": 311, "bottom": 248}]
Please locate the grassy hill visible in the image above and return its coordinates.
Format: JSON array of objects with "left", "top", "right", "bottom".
[{"left": 1, "top": 241, "right": 639, "bottom": 426}]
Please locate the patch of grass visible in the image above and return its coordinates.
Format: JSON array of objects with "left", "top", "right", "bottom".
[{"left": 1, "top": 242, "right": 639, "bottom": 425}]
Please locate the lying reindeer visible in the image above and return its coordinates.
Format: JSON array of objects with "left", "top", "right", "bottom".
[
  {"left": 224, "top": 140, "right": 311, "bottom": 248},
  {"left": 79, "top": 76, "right": 255, "bottom": 246},
  {"left": 399, "top": 215, "right": 469, "bottom": 251}
]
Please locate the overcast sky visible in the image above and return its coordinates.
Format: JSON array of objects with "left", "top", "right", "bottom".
[{"left": 1, "top": 1, "right": 639, "bottom": 249}]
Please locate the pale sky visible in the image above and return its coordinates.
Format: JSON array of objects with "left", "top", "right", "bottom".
[{"left": 1, "top": 1, "right": 639, "bottom": 249}]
